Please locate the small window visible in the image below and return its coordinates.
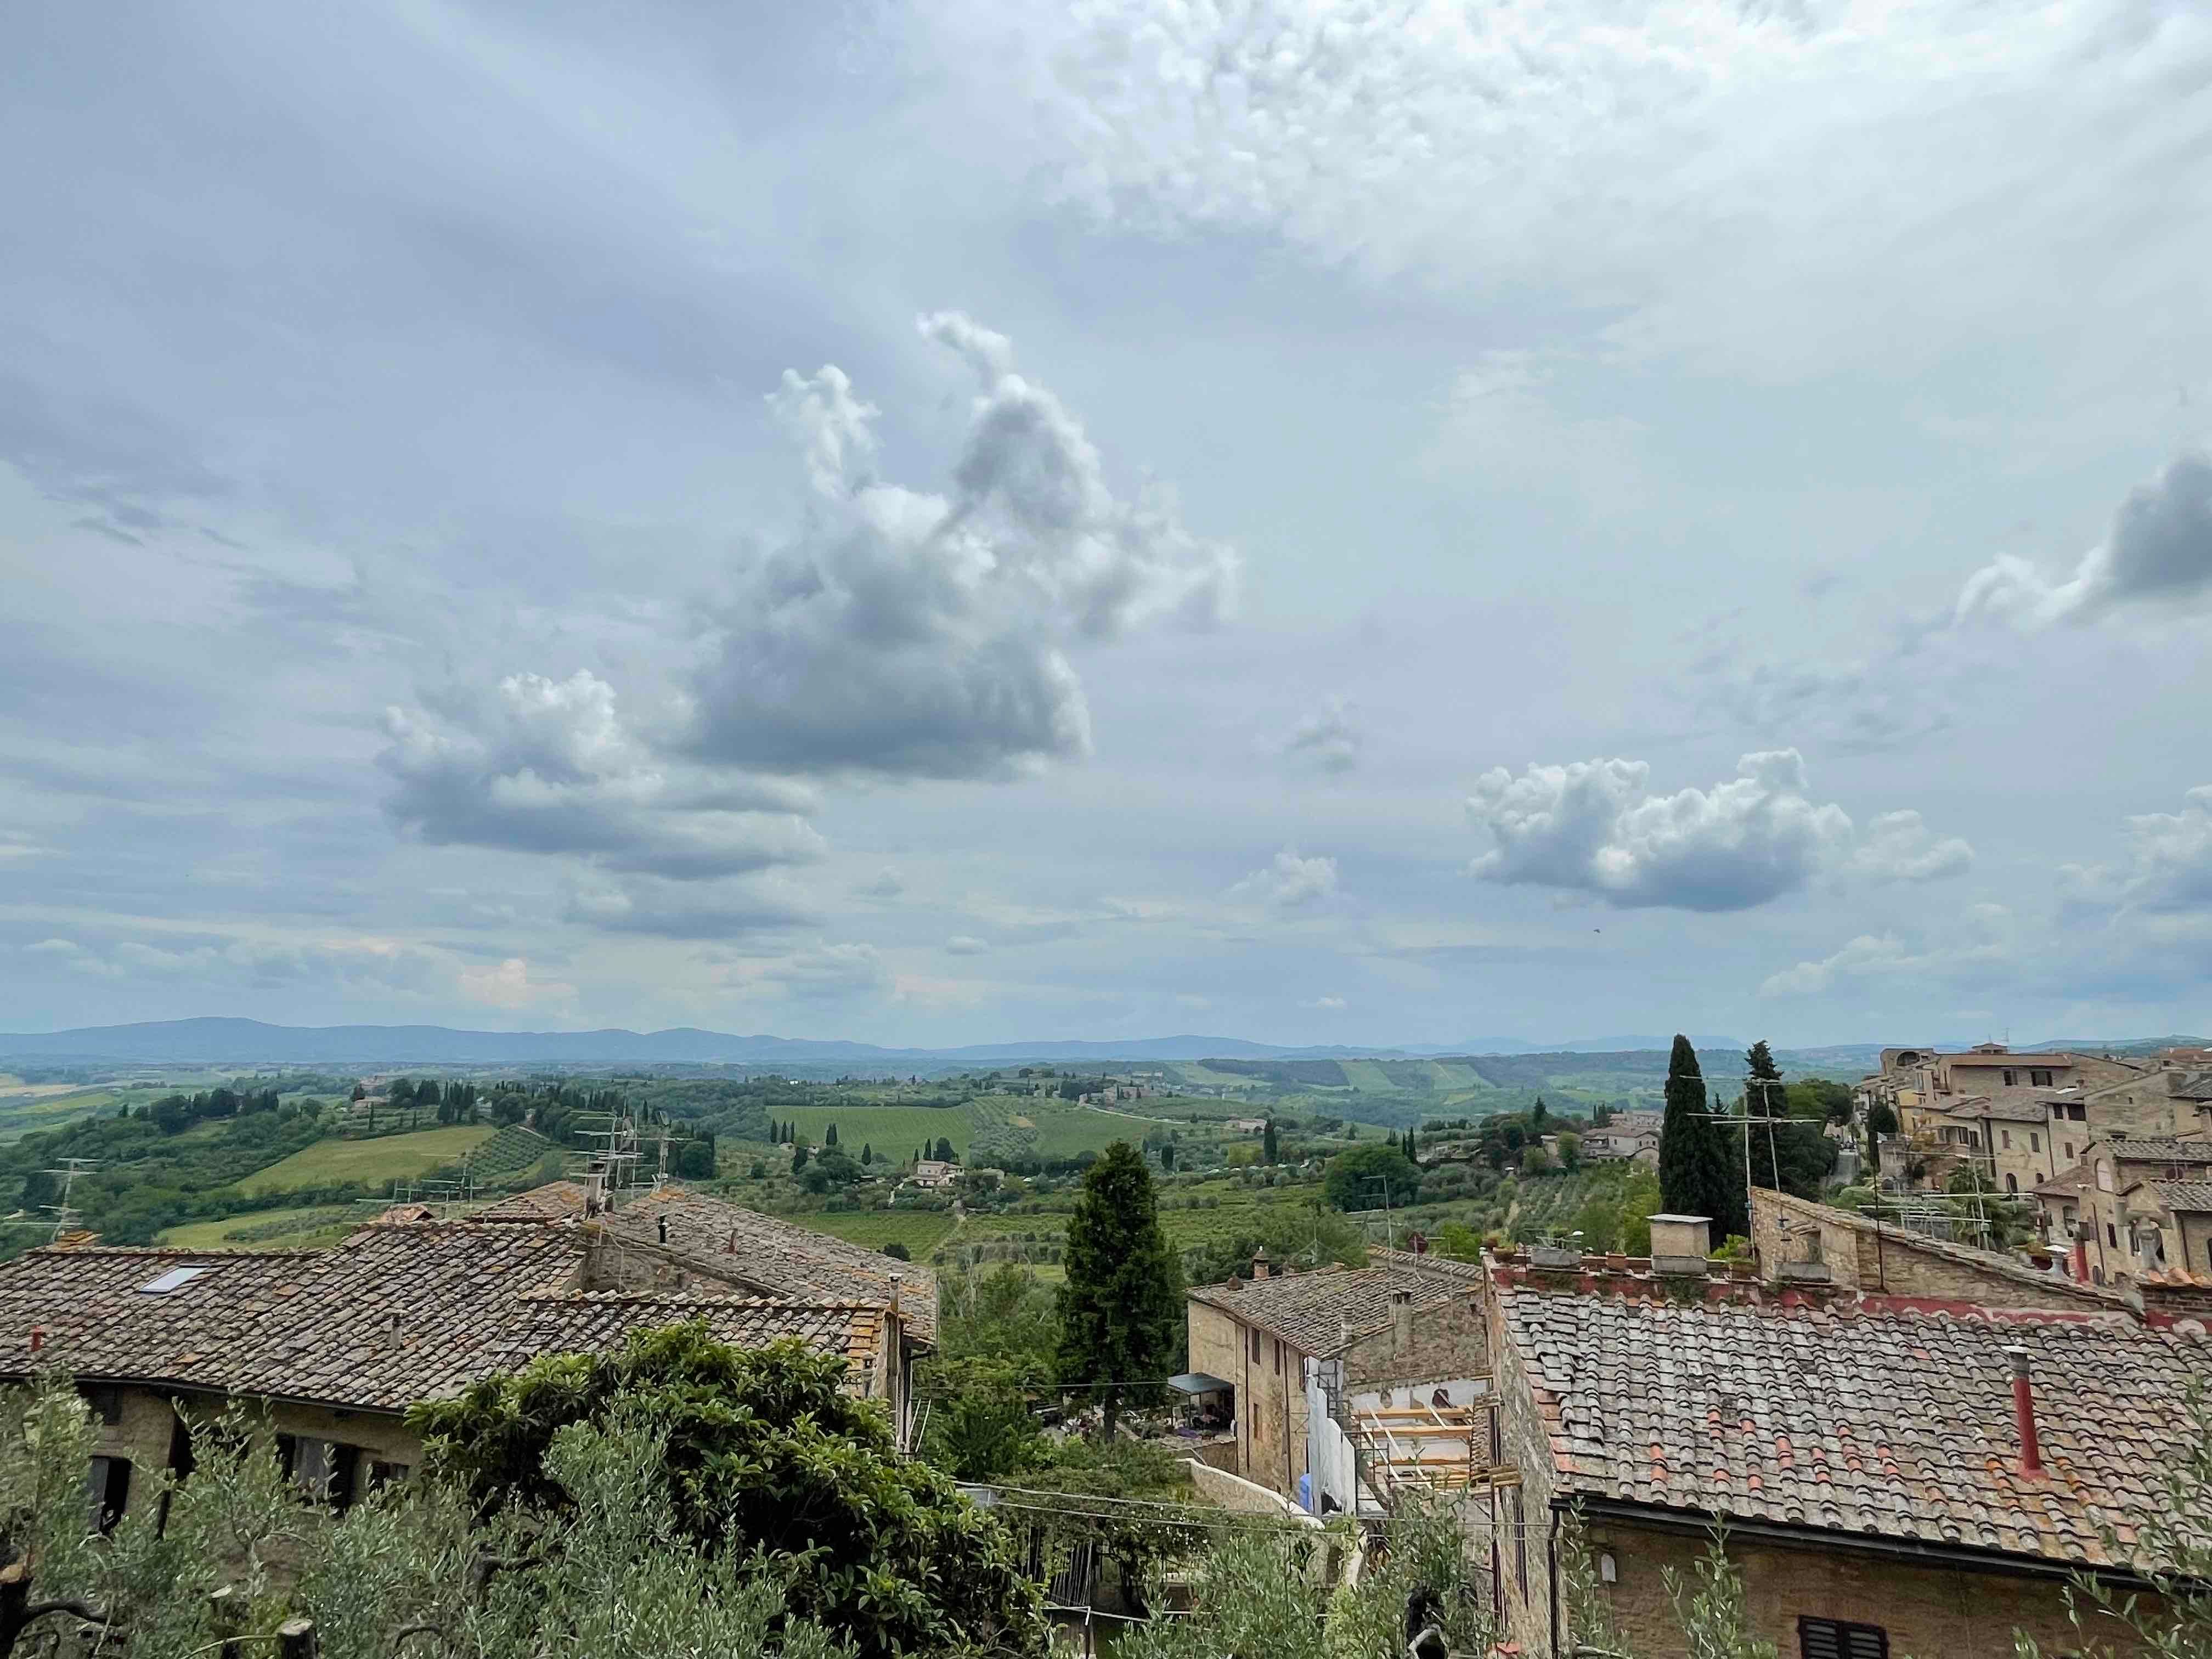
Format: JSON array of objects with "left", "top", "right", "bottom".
[
  {"left": 2001, "top": 1131, "right": 2012, "bottom": 1150},
  {"left": 2107, "top": 1223, "right": 2118, "bottom": 1247},
  {"left": 2003, "top": 1070, "right": 2017, "bottom": 1087},
  {"left": 1272, "top": 1339, "right": 1281, "bottom": 1376},
  {"left": 137, "top": 1266, "right": 210, "bottom": 1295},
  {"left": 82, "top": 1385, "right": 122, "bottom": 1425},
  {"left": 1798, "top": 1617, "right": 1889, "bottom": 1658},
  {"left": 365, "top": 1460, "right": 411, "bottom": 1493},
  {"left": 2064, "top": 1142, "right": 2075, "bottom": 1160},
  {"left": 2070, "top": 1104, "right": 2087, "bottom": 1121},
  {"left": 277, "top": 1436, "right": 362, "bottom": 1509},
  {"left": 2030, "top": 1133, "right": 2040, "bottom": 1153},
  {"left": 85, "top": 1455, "right": 131, "bottom": 1534},
  {"left": 1250, "top": 1328, "right": 1261, "bottom": 1363},
  {"left": 2032, "top": 1069, "right": 2053, "bottom": 1088}
]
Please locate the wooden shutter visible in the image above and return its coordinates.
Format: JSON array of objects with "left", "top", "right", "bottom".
[{"left": 1798, "top": 1617, "right": 1889, "bottom": 1659}]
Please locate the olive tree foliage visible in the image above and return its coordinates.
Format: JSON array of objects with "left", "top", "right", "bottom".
[
  {"left": 1661, "top": 1525, "right": 1779, "bottom": 1659},
  {"left": 1114, "top": 1497, "right": 1491, "bottom": 1659},
  {"left": 2015, "top": 1380, "right": 2212, "bottom": 1659},
  {"left": 1, "top": 1345, "right": 1039, "bottom": 1659}
]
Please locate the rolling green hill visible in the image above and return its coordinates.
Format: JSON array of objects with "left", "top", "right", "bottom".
[{"left": 238, "top": 1125, "right": 499, "bottom": 1195}]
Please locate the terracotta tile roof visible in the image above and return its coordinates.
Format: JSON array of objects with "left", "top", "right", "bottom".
[
  {"left": 598, "top": 1186, "right": 937, "bottom": 1340},
  {"left": 2146, "top": 1181, "right": 2212, "bottom": 1214},
  {"left": 2167, "top": 1070, "right": 2212, "bottom": 1102},
  {"left": 1495, "top": 1284, "right": 2212, "bottom": 1571},
  {"left": 472, "top": 1181, "right": 590, "bottom": 1221},
  {"left": 2035, "top": 1164, "right": 2093, "bottom": 1199},
  {"left": 0, "top": 1221, "right": 893, "bottom": 1413},
  {"left": 2106, "top": 1139, "right": 2212, "bottom": 1164},
  {"left": 1187, "top": 1250, "right": 1480, "bottom": 1356}
]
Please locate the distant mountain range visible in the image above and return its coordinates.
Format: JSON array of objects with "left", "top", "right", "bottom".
[
  {"left": 4, "top": 1018, "right": 2193, "bottom": 1071},
  {"left": 0, "top": 1017, "right": 1392, "bottom": 1066}
]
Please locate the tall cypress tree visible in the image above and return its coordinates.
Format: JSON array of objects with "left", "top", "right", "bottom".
[
  {"left": 1057, "top": 1142, "right": 1181, "bottom": 1435},
  {"left": 1261, "top": 1119, "right": 1279, "bottom": 1165},
  {"left": 1658, "top": 1035, "right": 1745, "bottom": 1242}
]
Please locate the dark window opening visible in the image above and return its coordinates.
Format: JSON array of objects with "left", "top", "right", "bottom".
[
  {"left": 1250, "top": 1328, "right": 1260, "bottom": 1363},
  {"left": 1511, "top": 1488, "right": 1527, "bottom": 1605},
  {"left": 82, "top": 1385, "right": 123, "bottom": 1425},
  {"left": 2002, "top": 1070, "right": 2017, "bottom": 1087},
  {"left": 2108, "top": 1223, "right": 2119, "bottom": 1247},
  {"left": 2031, "top": 1069, "right": 2053, "bottom": 1087},
  {"left": 1272, "top": 1339, "right": 1281, "bottom": 1375},
  {"left": 1798, "top": 1616, "right": 1889, "bottom": 1658},
  {"left": 277, "top": 1435, "right": 364, "bottom": 1511},
  {"left": 85, "top": 1455, "right": 131, "bottom": 1534}
]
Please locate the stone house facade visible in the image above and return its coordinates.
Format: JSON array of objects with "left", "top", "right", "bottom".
[
  {"left": 1475, "top": 1213, "right": 2207, "bottom": 1658},
  {"left": 1183, "top": 1249, "right": 1488, "bottom": 1502},
  {"left": 0, "top": 1183, "right": 930, "bottom": 1531},
  {"left": 2035, "top": 1138, "right": 2212, "bottom": 1284}
]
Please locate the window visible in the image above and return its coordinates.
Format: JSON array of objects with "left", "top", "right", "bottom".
[
  {"left": 2003, "top": 1069, "right": 2017, "bottom": 1087},
  {"left": 85, "top": 1455, "right": 131, "bottom": 1534},
  {"left": 365, "top": 1460, "right": 411, "bottom": 1493},
  {"left": 2005, "top": 1173, "right": 2018, "bottom": 1194},
  {"left": 1512, "top": 1488, "right": 1527, "bottom": 1605},
  {"left": 1272, "top": 1339, "right": 1280, "bottom": 1376},
  {"left": 1250, "top": 1328, "right": 1261, "bottom": 1363},
  {"left": 2107, "top": 1223, "right": 2119, "bottom": 1248},
  {"left": 2070, "top": 1104, "right": 2087, "bottom": 1122},
  {"left": 276, "top": 1435, "right": 361, "bottom": 1510},
  {"left": 2001, "top": 1130, "right": 2012, "bottom": 1150},
  {"left": 2064, "top": 1142, "right": 2075, "bottom": 1161},
  {"left": 82, "top": 1385, "right": 122, "bottom": 1425},
  {"left": 2032, "top": 1069, "right": 2053, "bottom": 1087},
  {"left": 1798, "top": 1617, "right": 1889, "bottom": 1658},
  {"left": 2031, "top": 1133, "right": 2040, "bottom": 1153}
]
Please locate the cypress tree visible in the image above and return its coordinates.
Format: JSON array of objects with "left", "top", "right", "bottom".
[
  {"left": 1659, "top": 1034, "right": 1745, "bottom": 1242},
  {"left": 826, "top": 1122, "right": 839, "bottom": 1148},
  {"left": 1057, "top": 1142, "right": 1180, "bottom": 1435},
  {"left": 1261, "top": 1119, "right": 1279, "bottom": 1165}
]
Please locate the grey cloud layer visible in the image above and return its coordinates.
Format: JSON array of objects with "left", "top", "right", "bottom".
[
  {"left": 1465, "top": 751, "right": 1968, "bottom": 912},
  {"left": 680, "top": 314, "right": 1238, "bottom": 780},
  {"left": 1957, "top": 450, "right": 2212, "bottom": 627},
  {"left": 381, "top": 671, "right": 824, "bottom": 882}
]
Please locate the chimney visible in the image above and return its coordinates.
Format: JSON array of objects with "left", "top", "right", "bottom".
[
  {"left": 2007, "top": 1346, "right": 2044, "bottom": 1477},
  {"left": 1648, "top": 1214, "right": 1712, "bottom": 1275},
  {"left": 28, "top": 1327, "right": 44, "bottom": 1354},
  {"left": 1250, "top": 1249, "right": 1270, "bottom": 1280},
  {"left": 657, "top": 1215, "right": 669, "bottom": 1245},
  {"left": 1392, "top": 1288, "right": 1414, "bottom": 1352},
  {"left": 386, "top": 1312, "right": 402, "bottom": 1350}
]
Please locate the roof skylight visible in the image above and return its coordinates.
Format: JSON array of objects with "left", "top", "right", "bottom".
[{"left": 137, "top": 1266, "right": 210, "bottom": 1294}]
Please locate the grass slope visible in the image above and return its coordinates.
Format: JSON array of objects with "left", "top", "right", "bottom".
[
  {"left": 159, "top": 1204, "right": 362, "bottom": 1250},
  {"left": 238, "top": 1125, "right": 499, "bottom": 1195}
]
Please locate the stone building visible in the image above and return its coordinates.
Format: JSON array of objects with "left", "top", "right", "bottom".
[
  {"left": 0, "top": 1183, "right": 932, "bottom": 1531},
  {"left": 1183, "top": 1248, "right": 1488, "bottom": 1503},
  {"left": 2032, "top": 1138, "right": 2212, "bottom": 1285},
  {"left": 1476, "top": 1201, "right": 2212, "bottom": 1659}
]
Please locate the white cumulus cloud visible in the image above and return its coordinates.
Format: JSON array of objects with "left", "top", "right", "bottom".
[
  {"left": 679, "top": 313, "right": 1238, "bottom": 780},
  {"left": 1229, "top": 848, "right": 1340, "bottom": 910},
  {"left": 1283, "top": 693, "right": 1361, "bottom": 774},
  {"left": 1466, "top": 750, "right": 1967, "bottom": 912}
]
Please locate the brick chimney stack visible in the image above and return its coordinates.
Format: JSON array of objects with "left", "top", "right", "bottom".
[
  {"left": 1392, "top": 1288, "right": 1414, "bottom": 1352},
  {"left": 1250, "top": 1249, "right": 1271, "bottom": 1280},
  {"left": 2007, "top": 1345, "right": 2044, "bottom": 1477}
]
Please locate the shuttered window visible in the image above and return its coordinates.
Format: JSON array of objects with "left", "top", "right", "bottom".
[{"left": 1798, "top": 1617, "right": 1889, "bottom": 1659}]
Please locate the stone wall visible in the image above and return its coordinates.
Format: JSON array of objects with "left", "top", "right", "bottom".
[
  {"left": 1482, "top": 1288, "right": 1559, "bottom": 1656},
  {"left": 1342, "top": 1289, "right": 1489, "bottom": 1391},
  {"left": 83, "top": 1384, "right": 421, "bottom": 1527},
  {"left": 1579, "top": 1517, "right": 2134, "bottom": 1659},
  {"left": 1748, "top": 1189, "right": 2116, "bottom": 1311},
  {"left": 1185, "top": 1299, "right": 1310, "bottom": 1496}
]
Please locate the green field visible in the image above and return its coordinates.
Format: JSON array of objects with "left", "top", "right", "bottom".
[
  {"left": 237, "top": 1125, "right": 499, "bottom": 1194},
  {"left": 159, "top": 1204, "right": 363, "bottom": 1250},
  {"left": 794, "top": 1210, "right": 960, "bottom": 1257},
  {"left": 0, "top": 1088, "right": 121, "bottom": 1141}
]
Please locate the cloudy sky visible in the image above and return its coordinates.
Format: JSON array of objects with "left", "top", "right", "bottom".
[{"left": 5, "top": 0, "right": 2211, "bottom": 1048}]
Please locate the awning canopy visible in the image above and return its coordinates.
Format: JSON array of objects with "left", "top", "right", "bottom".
[{"left": 1165, "top": 1372, "right": 1234, "bottom": 1395}]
